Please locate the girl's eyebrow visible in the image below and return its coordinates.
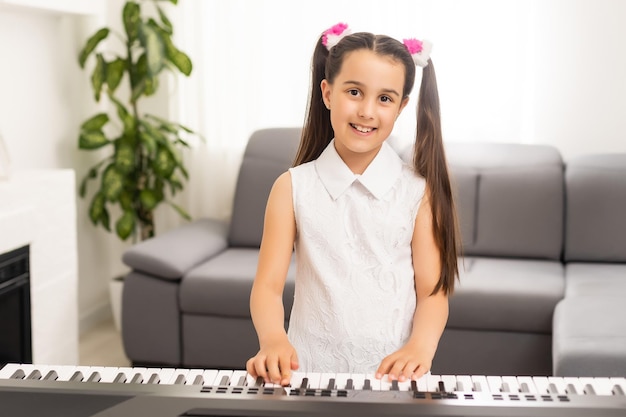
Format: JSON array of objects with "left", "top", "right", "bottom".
[{"left": 343, "top": 80, "right": 401, "bottom": 98}]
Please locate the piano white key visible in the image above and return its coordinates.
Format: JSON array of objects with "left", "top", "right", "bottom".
[
  {"left": 153, "top": 368, "right": 175, "bottom": 385},
  {"left": 486, "top": 376, "right": 503, "bottom": 392},
  {"left": 501, "top": 376, "right": 521, "bottom": 393},
  {"left": 213, "top": 370, "right": 233, "bottom": 386},
  {"left": 319, "top": 372, "right": 336, "bottom": 390},
  {"left": 440, "top": 375, "right": 457, "bottom": 392},
  {"left": 454, "top": 375, "right": 473, "bottom": 392},
  {"left": 350, "top": 373, "right": 366, "bottom": 390},
  {"left": 365, "top": 373, "right": 381, "bottom": 391},
  {"left": 610, "top": 377, "right": 626, "bottom": 395},
  {"left": 334, "top": 372, "right": 351, "bottom": 390},
  {"left": 563, "top": 376, "right": 585, "bottom": 395},
  {"left": 587, "top": 377, "right": 615, "bottom": 396},
  {"left": 426, "top": 374, "right": 442, "bottom": 392},
  {"left": 305, "top": 372, "right": 322, "bottom": 389},
  {"left": 396, "top": 378, "right": 412, "bottom": 391},
  {"left": 471, "top": 375, "right": 489, "bottom": 392},
  {"left": 87, "top": 366, "right": 117, "bottom": 383},
  {"left": 532, "top": 376, "right": 551, "bottom": 394},
  {"left": 289, "top": 371, "right": 306, "bottom": 389},
  {"left": 379, "top": 375, "right": 393, "bottom": 391},
  {"left": 516, "top": 376, "right": 538, "bottom": 393},
  {"left": 414, "top": 374, "right": 428, "bottom": 392},
  {"left": 228, "top": 370, "right": 248, "bottom": 387},
  {"left": 0, "top": 363, "right": 24, "bottom": 379},
  {"left": 202, "top": 369, "right": 220, "bottom": 386},
  {"left": 547, "top": 376, "right": 568, "bottom": 394},
  {"left": 184, "top": 369, "right": 207, "bottom": 386},
  {"left": 167, "top": 368, "right": 190, "bottom": 385}
]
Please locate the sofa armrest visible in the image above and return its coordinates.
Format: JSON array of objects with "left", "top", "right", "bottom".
[{"left": 122, "top": 218, "right": 229, "bottom": 280}]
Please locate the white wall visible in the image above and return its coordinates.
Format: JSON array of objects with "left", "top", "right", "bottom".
[{"left": 1, "top": 0, "right": 625, "bottom": 336}]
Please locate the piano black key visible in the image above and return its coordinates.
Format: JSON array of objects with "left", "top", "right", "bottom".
[
  {"left": 70, "top": 371, "right": 84, "bottom": 382},
  {"left": 236, "top": 376, "right": 246, "bottom": 386},
  {"left": 9, "top": 369, "right": 26, "bottom": 380},
  {"left": 113, "top": 372, "right": 127, "bottom": 384},
  {"left": 410, "top": 380, "right": 418, "bottom": 392},
  {"left": 218, "top": 375, "right": 229, "bottom": 386},
  {"left": 613, "top": 384, "right": 625, "bottom": 396},
  {"left": 437, "top": 381, "right": 446, "bottom": 392},
  {"left": 391, "top": 380, "right": 399, "bottom": 391},
  {"left": 363, "top": 379, "right": 371, "bottom": 390},
  {"left": 520, "top": 382, "right": 530, "bottom": 393},
  {"left": 192, "top": 375, "right": 205, "bottom": 386},
  {"left": 326, "top": 378, "right": 336, "bottom": 390},
  {"left": 86, "top": 372, "right": 101, "bottom": 383},
  {"left": 254, "top": 377, "right": 264, "bottom": 387},
  {"left": 174, "top": 374, "right": 186, "bottom": 385},
  {"left": 147, "top": 373, "right": 160, "bottom": 384},
  {"left": 26, "top": 370, "right": 42, "bottom": 380},
  {"left": 43, "top": 370, "right": 58, "bottom": 381},
  {"left": 548, "top": 383, "right": 559, "bottom": 394},
  {"left": 473, "top": 381, "right": 482, "bottom": 392},
  {"left": 501, "top": 382, "right": 510, "bottom": 393},
  {"left": 345, "top": 378, "right": 354, "bottom": 390},
  {"left": 566, "top": 383, "right": 577, "bottom": 394},
  {"left": 299, "top": 378, "right": 309, "bottom": 390},
  {"left": 130, "top": 373, "right": 143, "bottom": 384},
  {"left": 584, "top": 384, "right": 596, "bottom": 395}
]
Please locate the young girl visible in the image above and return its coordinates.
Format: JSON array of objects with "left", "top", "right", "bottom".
[{"left": 246, "top": 23, "right": 459, "bottom": 387}]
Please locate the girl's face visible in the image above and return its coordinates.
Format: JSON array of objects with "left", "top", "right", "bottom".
[{"left": 321, "top": 49, "right": 408, "bottom": 172}]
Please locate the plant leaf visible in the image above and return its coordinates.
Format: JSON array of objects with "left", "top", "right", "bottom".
[
  {"left": 167, "top": 48, "right": 192, "bottom": 76},
  {"left": 139, "top": 131, "right": 157, "bottom": 155},
  {"left": 102, "top": 165, "right": 124, "bottom": 201},
  {"left": 79, "top": 131, "right": 110, "bottom": 149},
  {"left": 123, "top": 1, "right": 141, "bottom": 42},
  {"left": 167, "top": 201, "right": 191, "bottom": 220},
  {"left": 106, "top": 58, "right": 126, "bottom": 93},
  {"left": 79, "top": 167, "right": 98, "bottom": 198},
  {"left": 89, "top": 192, "right": 106, "bottom": 225},
  {"left": 78, "top": 28, "right": 109, "bottom": 68},
  {"left": 80, "top": 113, "right": 109, "bottom": 131},
  {"left": 139, "top": 189, "right": 159, "bottom": 210},
  {"left": 153, "top": 146, "right": 176, "bottom": 178},
  {"left": 116, "top": 211, "right": 135, "bottom": 240},
  {"left": 109, "top": 95, "right": 135, "bottom": 134},
  {"left": 156, "top": 5, "right": 173, "bottom": 34},
  {"left": 91, "top": 54, "right": 106, "bottom": 102},
  {"left": 139, "top": 23, "right": 165, "bottom": 76},
  {"left": 114, "top": 142, "right": 135, "bottom": 174}
]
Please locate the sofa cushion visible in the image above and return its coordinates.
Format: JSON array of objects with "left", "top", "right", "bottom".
[
  {"left": 446, "top": 142, "right": 564, "bottom": 260},
  {"left": 179, "top": 248, "right": 296, "bottom": 318},
  {"left": 448, "top": 257, "right": 564, "bottom": 333},
  {"left": 553, "top": 296, "right": 626, "bottom": 376},
  {"left": 564, "top": 263, "right": 626, "bottom": 297},
  {"left": 564, "top": 154, "right": 626, "bottom": 262},
  {"left": 228, "top": 128, "right": 301, "bottom": 247}
]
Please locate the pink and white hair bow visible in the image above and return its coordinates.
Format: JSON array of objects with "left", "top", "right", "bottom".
[
  {"left": 322, "top": 23, "right": 352, "bottom": 50},
  {"left": 403, "top": 38, "right": 433, "bottom": 68}
]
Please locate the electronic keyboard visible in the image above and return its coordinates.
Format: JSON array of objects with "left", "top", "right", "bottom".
[{"left": 1, "top": 363, "right": 625, "bottom": 417}]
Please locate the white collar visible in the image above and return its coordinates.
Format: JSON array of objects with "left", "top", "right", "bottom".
[{"left": 314, "top": 139, "right": 404, "bottom": 200}]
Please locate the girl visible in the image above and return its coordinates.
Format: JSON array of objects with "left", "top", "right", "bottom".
[{"left": 246, "top": 23, "right": 459, "bottom": 387}]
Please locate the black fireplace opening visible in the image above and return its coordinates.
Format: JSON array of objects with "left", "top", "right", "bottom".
[{"left": 0, "top": 245, "right": 32, "bottom": 366}]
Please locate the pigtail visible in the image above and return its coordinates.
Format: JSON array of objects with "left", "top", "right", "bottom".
[
  {"left": 414, "top": 59, "right": 460, "bottom": 295},
  {"left": 293, "top": 39, "right": 333, "bottom": 166}
]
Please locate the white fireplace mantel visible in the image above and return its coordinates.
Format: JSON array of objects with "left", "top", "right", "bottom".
[{"left": 0, "top": 170, "right": 78, "bottom": 365}]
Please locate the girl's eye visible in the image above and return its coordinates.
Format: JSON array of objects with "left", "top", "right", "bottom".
[
  {"left": 348, "top": 89, "right": 360, "bottom": 96},
  {"left": 380, "top": 95, "right": 392, "bottom": 103}
]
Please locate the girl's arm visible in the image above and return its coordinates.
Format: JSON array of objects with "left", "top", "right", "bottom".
[
  {"left": 246, "top": 171, "right": 298, "bottom": 386},
  {"left": 376, "top": 189, "right": 450, "bottom": 381}
]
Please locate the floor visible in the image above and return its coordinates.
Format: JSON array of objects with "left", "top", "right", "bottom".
[{"left": 79, "top": 318, "right": 131, "bottom": 367}]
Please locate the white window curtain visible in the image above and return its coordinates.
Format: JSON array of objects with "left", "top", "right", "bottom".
[{"left": 167, "top": 0, "right": 535, "bottom": 224}]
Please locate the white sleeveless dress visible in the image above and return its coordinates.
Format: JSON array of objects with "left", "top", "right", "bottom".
[{"left": 287, "top": 140, "right": 426, "bottom": 373}]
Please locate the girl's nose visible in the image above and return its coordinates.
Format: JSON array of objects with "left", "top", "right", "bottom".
[{"left": 358, "top": 99, "right": 375, "bottom": 119}]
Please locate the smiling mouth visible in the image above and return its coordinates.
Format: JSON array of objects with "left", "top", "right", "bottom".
[{"left": 351, "top": 123, "right": 375, "bottom": 133}]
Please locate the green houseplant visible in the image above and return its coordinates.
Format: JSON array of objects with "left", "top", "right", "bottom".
[{"left": 78, "top": 0, "right": 195, "bottom": 241}]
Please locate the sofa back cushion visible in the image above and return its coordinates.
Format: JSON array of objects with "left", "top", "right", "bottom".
[
  {"left": 564, "top": 154, "right": 626, "bottom": 262},
  {"left": 445, "top": 142, "right": 565, "bottom": 260},
  {"left": 228, "top": 128, "right": 301, "bottom": 247}
]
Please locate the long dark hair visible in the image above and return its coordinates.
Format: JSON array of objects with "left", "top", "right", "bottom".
[{"left": 295, "top": 31, "right": 459, "bottom": 295}]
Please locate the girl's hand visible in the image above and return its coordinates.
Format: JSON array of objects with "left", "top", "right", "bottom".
[
  {"left": 246, "top": 337, "right": 299, "bottom": 386},
  {"left": 375, "top": 341, "right": 433, "bottom": 381}
]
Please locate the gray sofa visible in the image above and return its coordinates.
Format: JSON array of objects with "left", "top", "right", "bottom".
[{"left": 121, "top": 127, "right": 626, "bottom": 377}]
